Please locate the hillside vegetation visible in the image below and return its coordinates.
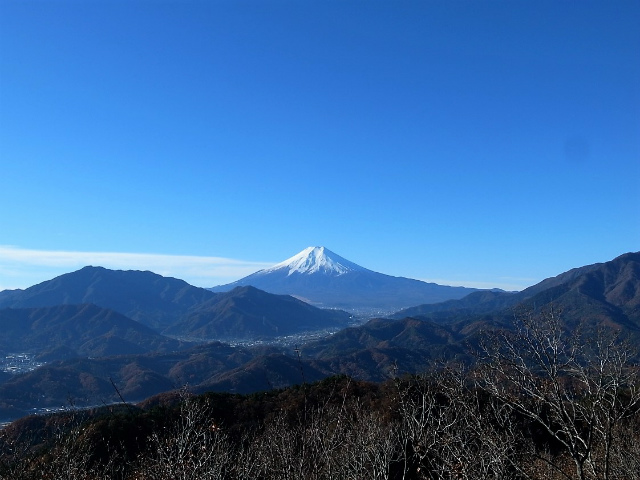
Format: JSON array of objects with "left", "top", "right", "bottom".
[{"left": 2, "top": 309, "right": 639, "bottom": 480}]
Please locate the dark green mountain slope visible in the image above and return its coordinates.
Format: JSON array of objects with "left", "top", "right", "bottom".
[
  {"left": 0, "top": 342, "right": 259, "bottom": 420},
  {"left": 167, "top": 286, "right": 352, "bottom": 339},
  {"left": 1, "top": 252, "right": 638, "bottom": 424},
  {"left": 0, "top": 304, "right": 184, "bottom": 359},
  {"left": 393, "top": 252, "right": 640, "bottom": 325},
  {"left": 0, "top": 266, "right": 217, "bottom": 330},
  {"left": 306, "top": 252, "right": 640, "bottom": 379},
  {"left": 0, "top": 268, "right": 353, "bottom": 340}
]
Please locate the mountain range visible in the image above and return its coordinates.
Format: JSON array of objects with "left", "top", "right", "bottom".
[
  {"left": 211, "top": 246, "right": 482, "bottom": 313},
  {"left": 0, "top": 266, "right": 214, "bottom": 330},
  {"left": 0, "top": 249, "right": 638, "bottom": 422},
  {"left": 392, "top": 251, "right": 640, "bottom": 325},
  {"left": 0, "top": 304, "right": 184, "bottom": 359},
  {"left": 163, "top": 285, "right": 351, "bottom": 339},
  {"left": 0, "top": 266, "right": 352, "bottom": 350}
]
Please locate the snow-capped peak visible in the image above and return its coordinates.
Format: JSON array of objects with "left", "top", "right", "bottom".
[{"left": 263, "top": 246, "right": 366, "bottom": 276}]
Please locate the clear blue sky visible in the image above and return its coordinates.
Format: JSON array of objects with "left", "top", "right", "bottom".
[{"left": 1, "top": 0, "right": 638, "bottom": 291}]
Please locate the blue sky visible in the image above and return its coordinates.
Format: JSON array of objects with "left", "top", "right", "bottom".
[{"left": 1, "top": 0, "right": 638, "bottom": 292}]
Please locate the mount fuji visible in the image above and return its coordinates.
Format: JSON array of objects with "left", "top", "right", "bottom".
[{"left": 210, "top": 247, "right": 481, "bottom": 315}]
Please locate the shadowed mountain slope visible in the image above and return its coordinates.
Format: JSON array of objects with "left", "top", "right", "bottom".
[
  {"left": 166, "top": 286, "right": 352, "bottom": 340},
  {"left": 0, "top": 267, "right": 351, "bottom": 341},
  {"left": 0, "top": 342, "right": 259, "bottom": 419},
  {"left": 0, "top": 266, "right": 217, "bottom": 330},
  {"left": 1, "top": 251, "right": 638, "bottom": 424},
  {"left": 0, "top": 304, "right": 185, "bottom": 360},
  {"left": 393, "top": 252, "right": 640, "bottom": 325},
  {"left": 305, "top": 252, "right": 640, "bottom": 379}
]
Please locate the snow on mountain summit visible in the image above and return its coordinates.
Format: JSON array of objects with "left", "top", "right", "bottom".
[
  {"left": 209, "top": 246, "right": 481, "bottom": 312},
  {"left": 263, "top": 246, "right": 368, "bottom": 276}
]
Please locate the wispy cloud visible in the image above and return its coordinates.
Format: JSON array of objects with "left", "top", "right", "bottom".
[{"left": 0, "top": 245, "right": 273, "bottom": 290}]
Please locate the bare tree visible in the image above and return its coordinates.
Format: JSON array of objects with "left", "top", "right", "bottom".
[
  {"left": 247, "top": 410, "right": 306, "bottom": 480},
  {"left": 0, "top": 421, "right": 37, "bottom": 480},
  {"left": 241, "top": 378, "right": 401, "bottom": 480},
  {"left": 476, "top": 308, "right": 640, "bottom": 480},
  {"left": 395, "top": 365, "right": 529, "bottom": 480},
  {"left": 135, "top": 388, "right": 232, "bottom": 480},
  {"left": 338, "top": 401, "right": 400, "bottom": 480},
  {"left": 29, "top": 414, "right": 95, "bottom": 480}
]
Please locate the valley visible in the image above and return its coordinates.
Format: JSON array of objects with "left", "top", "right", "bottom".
[
  {"left": 0, "top": 247, "right": 638, "bottom": 424},
  {"left": 1, "top": 247, "right": 639, "bottom": 479}
]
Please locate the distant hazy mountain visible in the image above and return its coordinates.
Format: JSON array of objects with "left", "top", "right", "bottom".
[
  {"left": 0, "top": 304, "right": 184, "bottom": 359},
  {"left": 211, "top": 246, "right": 480, "bottom": 313}
]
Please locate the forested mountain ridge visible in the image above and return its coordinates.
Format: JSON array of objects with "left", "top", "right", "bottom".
[
  {"left": 0, "top": 267, "right": 352, "bottom": 342},
  {"left": 0, "top": 266, "right": 216, "bottom": 330},
  {"left": 304, "top": 251, "right": 640, "bottom": 376},
  {"left": 165, "top": 285, "right": 351, "bottom": 339},
  {"left": 393, "top": 251, "right": 640, "bottom": 326},
  {"left": 1, "top": 252, "right": 639, "bottom": 428},
  {"left": 0, "top": 304, "right": 185, "bottom": 359}
]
